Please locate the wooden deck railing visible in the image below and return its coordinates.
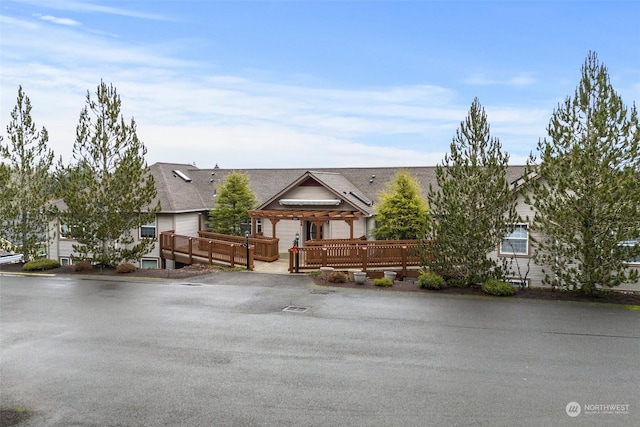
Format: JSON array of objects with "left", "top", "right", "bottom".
[
  {"left": 289, "top": 241, "right": 428, "bottom": 276},
  {"left": 160, "top": 231, "right": 254, "bottom": 270},
  {"left": 198, "top": 231, "right": 279, "bottom": 261}
]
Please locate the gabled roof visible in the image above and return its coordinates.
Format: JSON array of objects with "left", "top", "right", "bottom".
[
  {"left": 150, "top": 162, "right": 528, "bottom": 214},
  {"left": 257, "top": 170, "right": 375, "bottom": 216}
]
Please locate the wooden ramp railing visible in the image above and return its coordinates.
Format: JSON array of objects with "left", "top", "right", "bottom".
[
  {"left": 289, "top": 241, "right": 428, "bottom": 276},
  {"left": 160, "top": 231, "right": 254, "bottom": 270},
  {"left": 198, "top": 231, "right": 279, "bottom": 261}
]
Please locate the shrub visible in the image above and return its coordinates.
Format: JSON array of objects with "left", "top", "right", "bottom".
[
  {"left": 71, "top": 261, "right": 93, "bottom": 272},
  {"left": 327, "top": 271, "right": 347, "bottom": 283},
  {"left": 418, "top": 270, "right": 447, "bottom": 290},
  {"left": 446, "top": 277, "right": 468, "bottom": 288},
  {"left": 23, "top": 258, "right": 61, "bottom": 271},
  {"left": 116, "top": 263, "right": 137, "bottom": 274},
  {"left": 481, "top": 279, "right": 516, "bottom": 296},
  {"left": 374, "top": 277, "right": 393, "bottom": 287}
]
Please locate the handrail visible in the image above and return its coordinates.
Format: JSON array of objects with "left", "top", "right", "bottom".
[
  {"left": 160, "top": 231, "right": 254, "bottom": 270},
  {"left": 289, "top": 242, "right": 430, "bottom": 276}
]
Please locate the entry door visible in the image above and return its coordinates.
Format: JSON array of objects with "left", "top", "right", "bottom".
[{"left": 305, "top": 221, "right": 323, "bottom": 241}]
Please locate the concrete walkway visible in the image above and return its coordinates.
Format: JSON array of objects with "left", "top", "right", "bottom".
[{"left": 252, "top": 255, "right": 291, "bottom": 274}]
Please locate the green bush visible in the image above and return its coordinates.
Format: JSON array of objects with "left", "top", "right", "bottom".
[
  {"left": 481, "top": 279, "right": 516, "bottom": 296},
  {"left": 23, "top": 258, "right": 61, "bottom": 271},
  {"left": 418, "top": 270, "right": 447, "bottom": 290},
  {"left": 327, "top": 271, "right": 347, "bottom": 283},
  {"left": 71, "top": 261, "right": 93, "bottom": 272},
  {"left": 116, "top": 263, "right": 137, "bottom": 274},
  {"left": 374, "top": 277, "right": 393, "bottom": 287}
]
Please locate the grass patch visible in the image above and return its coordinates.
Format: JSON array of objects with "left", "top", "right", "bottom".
[{"left": 0, "top": 406, "right": 31, "bottom": 426}]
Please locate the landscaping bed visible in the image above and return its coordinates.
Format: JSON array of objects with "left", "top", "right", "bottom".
[
  {"left": 0, "top": 262, "right": 221, "bottom": 280},
  {"left": 310, "top": 274, "right": 640, "bottom": 306},
  {"left": 2, "top": 262, "right": 639, "bottom": 306}
]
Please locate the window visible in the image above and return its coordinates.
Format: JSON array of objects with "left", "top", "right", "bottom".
[
  {"left": 507, "top": 278, "right": 529, "bottom": 289},
  {"left": 140, "top": 221, "right": 156, "bottom": 239},
  {"left": 253, "top": 219, "right": 263, "bottom": 234},
  {"left": 60, "top": 257, "right": 72, "bottom": 266},
  {"left": 501, "top": 224, "right": 529, "bottom": 255},
  {"left": 59, "top": 222, "right": 71, "bottom": 239},
  {"left": 141, "top": 258, "right": 158, "bottom": 269},
  {"left": 618, "top": 240, "right": 640, "bottom": 264}
]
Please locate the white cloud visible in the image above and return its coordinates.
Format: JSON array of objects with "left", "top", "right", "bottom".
[
  {"left": 37, "top": 14, "right": 80, "bottom": 26},
  {"left": 0, "top": 6, "right": 550, "bottom": 169},
  {"left": 16, "top": 0, "right": 168, "bottom": 20},
  {"left": 464, "top": 73, "right": 536, "bottom": 87}
]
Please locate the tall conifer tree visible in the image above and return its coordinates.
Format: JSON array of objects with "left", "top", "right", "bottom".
[
  {"left": 59, "top": 81, "right": 160, "bottom": 266},
  {"left": 0, "top": 86, "right": 55, "bottom": 261},
  {"left": 428, "top": 97, "right": 519, "bottom": 284},
  {"left": 524, "top": 52, "right": 640, "bottom": 294}
]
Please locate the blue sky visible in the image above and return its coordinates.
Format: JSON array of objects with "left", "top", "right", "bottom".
[{"left": 1, "top": 0, "right": 639, "bottom": 168}]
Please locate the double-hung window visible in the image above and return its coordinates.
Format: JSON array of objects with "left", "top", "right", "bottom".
[
  {"left": 140, "top": 221, "right": 156, "bottom": 239},
  {"left": 501, "top": 224, "right": 529, "bottom": 256},
  {"left": 619, "top": 240, "right": 640, "bottom": 264}
]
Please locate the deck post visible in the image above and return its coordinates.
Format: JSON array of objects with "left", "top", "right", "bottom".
[
  {"left": 288, "top": 248, "right": 294, "bottom": 272},
  {"left": 208, "top": 240, "right": 213, "bottom": 264},
  {"left": 321, "top": 247, "right": 327, "bottom": 267},
  {"left": 361, "top": 246, "right": 368, "bottom": 272},
  {"left": 188, "top": 238, "right": 193, "bottom": 264},
  {"left": 170, "top": 234, "right": 175, "bottom": 260},
  {"left": 230, "top": 244, "right": 236, "bottom": 268},
  {"left": 401, "top": 246, "right": 407, "bottom": 277}
]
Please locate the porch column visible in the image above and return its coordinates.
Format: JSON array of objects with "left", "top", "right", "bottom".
[
  {"left": 271, "top": 218, "right": 280, "bottom": 239},
  {"left": 345, "top": 219, "right": 354, "bottom": 239}
]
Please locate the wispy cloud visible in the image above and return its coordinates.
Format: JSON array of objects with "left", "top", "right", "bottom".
[
  {"left": 464, "top": 73, "right": 536, "bottom": 87},
  {"left": 16, "top": 0, "right": 168, "bottom": 20},
  {"left": 0, "top": 3, "right": 551, "bottom": 169},
  {"left": 36, "top": 14, "right": 80, "bottom": 26}
]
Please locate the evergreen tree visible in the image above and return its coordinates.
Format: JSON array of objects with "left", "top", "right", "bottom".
[
  {"left": 524, "top": 52, "right": 640, "bottom": 294},
  {"left": 0, "top": 86, "right": 56, "bottom": 261},
  {"left": 373, "top": 170, "right": 429, "bottom": 240},
  {"left": 59, "top": 80, "right": 160, "bottom": 266},
  {"left": 207, "top": 171, "right": 257, "bottom": 235},
  {"left": 427, "top": 97, "right": 519, "bottom": 284}
]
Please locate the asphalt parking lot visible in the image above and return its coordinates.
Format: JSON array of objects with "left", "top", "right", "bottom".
[{"left": 1, "top": 271, "right": 638, "bottom": 426}]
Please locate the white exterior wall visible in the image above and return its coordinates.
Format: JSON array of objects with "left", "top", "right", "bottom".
[
  {"left": 330, "top": 218, "right": 368, "bottom": 240},
  {"left": 275, "top": 219, "right": 303, "bottom": 253},
  {"left": 172, "top": 212, "right": 202, "bottom": 236}
]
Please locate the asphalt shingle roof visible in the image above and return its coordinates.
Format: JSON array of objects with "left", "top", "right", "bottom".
[{"left": 150, "top": 162, "right": 527, "bottom": 215}]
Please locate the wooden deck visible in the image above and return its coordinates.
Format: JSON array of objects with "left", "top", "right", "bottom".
[
  {"left": 289, "top": 240, "right": 429, "bottom": 277},
  {"left": 160, "top": 232, "right": 254, "bottom": 270}
]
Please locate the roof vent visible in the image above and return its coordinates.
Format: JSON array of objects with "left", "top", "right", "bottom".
[{"left": 172, "top": 170, "right": 192, "bottom": 182}]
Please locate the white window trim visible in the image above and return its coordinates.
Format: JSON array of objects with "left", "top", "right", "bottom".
[
  {"left": 59, "top": 222, "right": 71, "bottom": 240},
  {"left": 619, "top": 240, "right": 640, "bottom": 265},
  {"left": 506, "top": 278, "right": 529, "bottom": 289},
  {"left": 140, "top": 258, "right": 159, "bottom": 269},
  {"left": 140, "top": 221, "right": 157, "bottom": 239},
  {"left": 500, "top": 223, "right": 530, "bottom": 256}
]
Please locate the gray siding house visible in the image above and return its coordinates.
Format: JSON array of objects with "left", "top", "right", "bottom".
[{"left": 46, "top": 162, "right": 639, "bottom": 291}]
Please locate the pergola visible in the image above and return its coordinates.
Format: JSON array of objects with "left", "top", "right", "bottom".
[{"left": 247, "top": 209, "right": 364, "bottom": 240}]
